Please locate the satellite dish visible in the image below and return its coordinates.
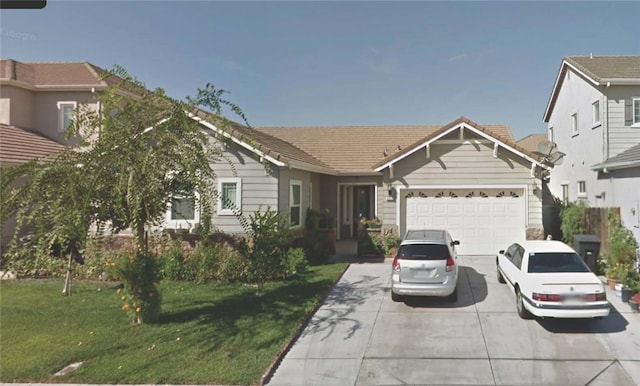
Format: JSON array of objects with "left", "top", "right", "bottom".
[
  {"left": 549, "top": 151, "right": 566, "bottom": 165},
  {"left": 537, "top": 140, "right": 558, "bottom": 156}
]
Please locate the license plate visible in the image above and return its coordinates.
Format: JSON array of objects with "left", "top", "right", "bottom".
[
  {"left": 412, "top": 268, "right": 436, "bottom": 279},
  {"left": 562, "top": 294, "right": 584, "bottom": 304}
]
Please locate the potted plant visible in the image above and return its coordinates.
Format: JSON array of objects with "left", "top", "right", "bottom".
[
  {"left": 629, "top": 292, "right": 640, "bottom": 312},
  {"left": 361, "top": 217, "right": 382, "bottom": 230}
]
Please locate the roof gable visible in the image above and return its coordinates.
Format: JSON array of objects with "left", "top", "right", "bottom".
[
  {"left": 372, "top": 117, "right": 547, "bottom": 172},
  {"left": 544, "top": 56, "right": 640, "bottom": 122}
]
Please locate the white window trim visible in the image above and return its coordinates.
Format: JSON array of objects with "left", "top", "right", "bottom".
[
  {"left": 578, "top": 181, "right": 586, "bottom": 197},
  {"left": 57, "top": 101, "right": 77, "bottom": 133},
  {"left": 561, "top": 184, "right": 569, "bottom": 204},
  {"left": 592, "top": 100, "right": 601, "bottom": 127},
  {"left": 548, "top": 126, "right": 554, "bottom": 142},
  {"left": 633, "top": 98, "right": 640, "bottom": 127},
  {"left": 165, "top": 192, "right": 200, "bottom": 230},
  {"left": 290, "top": 179, "right": 302, "bottom": 228},
  {"left": 571, "top": 112, "right": 578, "bottom": 137},
  {"left": 217, "top": 178, "right": 242, "bottom": 216}
]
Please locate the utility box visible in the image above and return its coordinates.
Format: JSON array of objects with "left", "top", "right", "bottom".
[{"left": 573, "top": 234, "right": 601, "bottom": 273}]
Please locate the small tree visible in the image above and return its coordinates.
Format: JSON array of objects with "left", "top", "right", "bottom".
[{"left": 1, "top": 66, "right": 250, "bottom": 323}]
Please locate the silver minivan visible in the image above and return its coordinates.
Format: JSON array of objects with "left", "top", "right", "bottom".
[{"left": 390, "top": 229, "right": 460, "bottom": 302}]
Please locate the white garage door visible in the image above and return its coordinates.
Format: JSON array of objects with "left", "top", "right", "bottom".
[{"left": 404, "top": 190, "right": 526, "bottom": 255}]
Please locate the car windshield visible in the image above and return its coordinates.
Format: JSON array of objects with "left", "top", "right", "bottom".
[
  {"left": 397, "top": 244, "right": 449, "bottom": 260},
  {"left": 528, "top": 252, "right": 590, "bottom": 273}
]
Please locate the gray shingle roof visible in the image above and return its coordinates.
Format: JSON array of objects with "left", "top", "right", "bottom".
[
  {"left": 565, "top": 56, "right": 640, "bottom": 81},
  {"left": 592, "top": 143, "right": 640, "bottom": 171},
  {"left": 0, "top": 124, "right": 66, "bottom": 165}
]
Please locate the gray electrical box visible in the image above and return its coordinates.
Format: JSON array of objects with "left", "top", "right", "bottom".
[{"left": 573, "top": 234, "right": 601, "bottom": 273}]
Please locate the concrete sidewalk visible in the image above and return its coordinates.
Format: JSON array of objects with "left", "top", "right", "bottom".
[{"left": 266, "top": 256, "right": 640, "bottom": 386}]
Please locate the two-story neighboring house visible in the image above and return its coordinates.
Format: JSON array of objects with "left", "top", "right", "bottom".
[{"left": 543, "top": 56, "right": 640, "bottom": 242}]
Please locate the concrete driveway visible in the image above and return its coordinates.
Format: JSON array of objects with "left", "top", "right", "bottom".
[{"left": 267, "top": 256, "right": 640, "bottom": 385}]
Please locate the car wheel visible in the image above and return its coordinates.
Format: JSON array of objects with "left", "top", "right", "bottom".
[
  {"left": 447, "top": 286, "right": 458, "bottom": 303},
  {"left": 497, "top": 264, "right": 506, "bottom": 284},
  {"left": 516, "top": 288, "right": 533, "bottom": 319},
  {"left": 391, "top": 291, "right": 402, "bottom": 302}
]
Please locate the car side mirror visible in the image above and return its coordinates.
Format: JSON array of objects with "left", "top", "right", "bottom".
[
  {"left": 451, "top": 240, "right": 460, "bottom": 246},
  {"left": 499, "top": 250, "right": 505, "bottom": 255}
]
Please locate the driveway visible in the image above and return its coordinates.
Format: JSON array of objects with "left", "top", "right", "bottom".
[{"left": 267, "top": 256, "right": 640, "bottom": 385}]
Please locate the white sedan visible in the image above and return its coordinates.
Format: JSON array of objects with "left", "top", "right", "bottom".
[{"left": 496, "top": 240, "right": 610, "bottom": 319}]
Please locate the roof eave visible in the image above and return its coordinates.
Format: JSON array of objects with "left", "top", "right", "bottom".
[
  {"left": 592, "top": 160, "right": 640, "bottom": 172},
  {"left": 599, "top": 78, "right": 640, "bottom": 85}
]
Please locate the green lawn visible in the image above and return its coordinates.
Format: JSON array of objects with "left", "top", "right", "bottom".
[{"left": 0, "top": 263, "right": 347, "bottom": 385}]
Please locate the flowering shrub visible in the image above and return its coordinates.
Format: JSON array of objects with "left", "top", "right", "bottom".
[
  {"left": 360, "top": 217, "right": 382, "bottom": 228},
  {"left": 111, "top": 251, "right": 161, "bottom": 324}
]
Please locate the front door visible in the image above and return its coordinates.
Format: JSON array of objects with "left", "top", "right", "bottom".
[{"left": 353, "top": 186, "right": 372, "bottom": 235}]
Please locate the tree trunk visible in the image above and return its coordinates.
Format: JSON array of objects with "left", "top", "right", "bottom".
[{"left": 62, "top": 253, "right": 73, "bottom": 296}]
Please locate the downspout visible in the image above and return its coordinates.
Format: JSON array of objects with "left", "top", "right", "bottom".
[{"left": 604, "top": 82, "right": 610, "bottom": 161}]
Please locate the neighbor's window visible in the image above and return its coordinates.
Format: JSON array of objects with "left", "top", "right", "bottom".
[
  {"left": 634, "top": 98, "right": 640, "bottom": 126},
  {"left": 561, "top": 184, "right": 569, "bottom": 203},
  {"left": 57, "top": 101, "right": 76, "bottom": 133},
  {"left": 578, "top": 181, "right": 586, "bottom": 196},
  {"left": 217, "top": 178, "right": 242, "bottom": 215},
  {"left": 592, "top": 100, "right": 601, "bottom": 126},
  {"left": 571, "top": 112, "right": 578, "bottom": 136},
  {"left": 290, "top": 180, "right": 302, "bottom": 227}
]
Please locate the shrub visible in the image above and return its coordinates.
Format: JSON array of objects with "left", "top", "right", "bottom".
[
  {"left": 560, "top": 200, "right": 588, "bottom": 244},
  {"left": 383, "top": 232, "right": 400, "bottom": 256},
  {"left": 239, "top": 208, "right": 295, "bottom": 292},
  {"left": 157, "top": 239, "right": 186, "bottom": 281},
  {"left": 113, "top": 251, "right": 161, "bottom": 324},
  {"left": 283, "top": 247, "right": 308, "bottom": 279},
  {"left": 184, "top": 243, "right": 221, "bottom": 284},
  {"left": 4, "top": 236, "right": 66, "bottom": 278}
]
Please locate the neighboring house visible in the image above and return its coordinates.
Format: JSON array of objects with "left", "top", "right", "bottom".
[
  {"left": 1, "top": 59, "right": 550, "bottom": 256},
  {"left": 0, "top": 123, "right": 66, "bottom": 254},
  {"left": 543, "top": 56, "right": 640, "bottom": 243}
]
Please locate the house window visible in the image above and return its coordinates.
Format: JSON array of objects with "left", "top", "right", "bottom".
[
  {"left": 171, "top": 197, "right": 195, "bottom": 220},
  {"left": 592, "top": 100, "right": 601, "bottom": 127},
  {"left": 578, "top": 181, "right": 586, "bottom": 197},
  {"left": 571, "top": 112, "right": 578, "bottom": 136},
  {"left": 166, "top": 193, "right": 200, "bottom": 229},
  {"left": 561, "top": 184, "right": 569, "bottom": 203},
  {"left": 217, "top": 178, "right": 242, "bottom": 216},
  {"left": 548, "top": 127, "right": 554, "bottom": 142},
  {"left": 290, "top": 180, "right": 302, "bottom": 227},
  {"left": 57, "top": 101, "right": 76, "bottom": 132},
  {"left": 634, "top": 98, "right": 640, "bottom": 126}
]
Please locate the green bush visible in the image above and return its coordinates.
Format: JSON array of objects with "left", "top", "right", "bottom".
[
  {"left": 383, "top": 232, "right": 400, "bottom": 256},
  {"left": 158, "top": 239, "right": 186, "bottom": 281},
  {"left": 4, "top": 236, "right": 66, "bottom": 278},
  {"left": 216, "top": 247, "right": 249, "bottom": 283},
  {"left": 184, "top": 243, "right": 222, "bottom": 284},
  {"left": 239, "top": 208, "right": 295, "bottom": 291},
  {"left": 283, "top": 247, "right": 308, "bottom": 279},
  {"left": 560, "top": 200, "right": 588, "bottom": 244},
  {"left": 112, "top": 252, "right": 161, "bottom": 324}
]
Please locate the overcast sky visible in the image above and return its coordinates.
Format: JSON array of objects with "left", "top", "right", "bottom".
[{"left": 2, "top": 1, "right": 639, "bottom": 140}]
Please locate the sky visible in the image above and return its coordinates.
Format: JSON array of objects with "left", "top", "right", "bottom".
[{"left": 1, "top": 0, "right": 639, "bottom": 141}]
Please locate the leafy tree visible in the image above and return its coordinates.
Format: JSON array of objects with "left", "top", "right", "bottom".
[{"left": 1, "top": 66, "right": 249, "bottom": 321}]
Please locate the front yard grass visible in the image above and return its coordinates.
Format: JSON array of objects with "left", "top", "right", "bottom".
[{"left": 0, "top": 263, "right": 347, "bottom": 385}]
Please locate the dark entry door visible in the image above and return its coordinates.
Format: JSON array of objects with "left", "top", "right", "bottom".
[{"left": 353, "top": 186, "right": 371, "bottom": 234}]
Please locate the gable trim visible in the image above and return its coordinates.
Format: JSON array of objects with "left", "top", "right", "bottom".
[
  {"left": 188, "top": 112, "right": 286, "bottom": 167},
  {"left": 543, "top": 60, "right": 601, "bottom": 123},
  {"left": 373, "top": 122, "right": 547, "bottom": 172}
]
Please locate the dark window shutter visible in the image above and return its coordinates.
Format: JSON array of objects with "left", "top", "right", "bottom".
[{"left": 625, "top": 99, "right": 633, "bottom": 126}]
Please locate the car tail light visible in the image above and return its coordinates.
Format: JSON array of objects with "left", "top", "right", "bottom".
[
  {"left": 584, "top": 293, "right": 607, "bottom": 302},
  {"left": 445, "top": 256, "right": 455, "bottom": 272},
  {"left": 392, "top": 256, "right": 401, "bottom": 272},
  {"left": 532, "top": 293, "right": 562, "bottom": 302}
]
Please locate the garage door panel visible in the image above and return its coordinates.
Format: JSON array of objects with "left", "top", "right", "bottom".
[{"left": 405, "top": 194, "right": 525, "bottom": 255}]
